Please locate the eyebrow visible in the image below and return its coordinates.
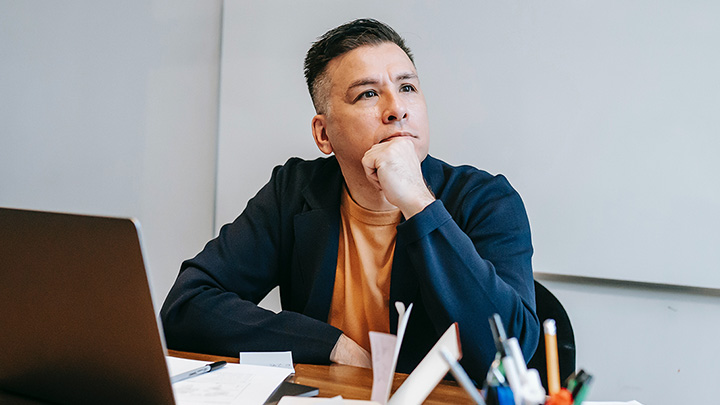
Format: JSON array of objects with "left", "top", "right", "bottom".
[
  {"left": 395, "top": 72, "right": 418, "bottom": 82},
  {"left": 347, "top": 78, "right": 379, "bottom": 92},
  {"left": 346, "top": 72, "right": 419, "bottom": 92}
]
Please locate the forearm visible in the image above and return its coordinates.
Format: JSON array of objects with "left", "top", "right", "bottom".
[
  {"left": 160, "top": 267, "right": 342, "bottom": 364},
  {"left": 399, "top": 200, "right": 539, "bottom": 380}
]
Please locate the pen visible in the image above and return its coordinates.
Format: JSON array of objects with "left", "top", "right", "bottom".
[
  {"left": 489, "top": 314, "right": 508, "bottom": 356},
  {"left": 439, "top": 347, "right": 486, "bottom": 405},
  {"left": 543, "top": 319, "right": 561, "bottom": 395},
  {"left": 171, "top": 361, "right": 227, "bottom": 384}
]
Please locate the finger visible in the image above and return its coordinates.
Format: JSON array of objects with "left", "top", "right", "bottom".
[{"left": 361, "top": 151, "right": 383, "bottom": 189}]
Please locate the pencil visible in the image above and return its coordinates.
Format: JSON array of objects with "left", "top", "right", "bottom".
[{"left": 543, "top": 319, "right": 561, "bottom": 395}]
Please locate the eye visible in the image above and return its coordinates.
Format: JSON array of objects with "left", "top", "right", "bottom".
[
  {"left": 400, "top": 84, "right": 416, "bottom": 93},
  {"left": 356, "top": 90, "right": 378, "bottom": 101}
]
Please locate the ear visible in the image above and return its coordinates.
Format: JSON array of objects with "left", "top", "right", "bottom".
[{"left": 311, "top": 114, "right": 333, "bottom": 155}]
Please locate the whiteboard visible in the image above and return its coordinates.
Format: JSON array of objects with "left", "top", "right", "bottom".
[{"left": 216, "top": 0, "right": 720, "bottom": 289}]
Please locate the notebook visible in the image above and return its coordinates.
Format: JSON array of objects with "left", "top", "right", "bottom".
[{"left": 0, "top": 207, "right": 176, "bottom": 404}]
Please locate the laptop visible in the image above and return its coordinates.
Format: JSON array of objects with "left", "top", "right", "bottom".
[{"left": 0, "top": 207, "right": 176, "bottom": 404}]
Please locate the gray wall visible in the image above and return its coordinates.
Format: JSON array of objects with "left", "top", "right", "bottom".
[{"left": 0, "top": 0, "right": 221, "bottom": 311}]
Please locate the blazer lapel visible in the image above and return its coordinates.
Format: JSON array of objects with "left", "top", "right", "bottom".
[
  {"left": 389, "top": 229, "right": 420, "bottom": 334},
  {"left": 293, "top": 156, "right": 441, "bottom": 327},
  {"left": 293, "top": 158, "right": 344, "bottom": 322}
]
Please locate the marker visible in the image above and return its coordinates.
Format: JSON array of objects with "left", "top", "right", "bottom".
[
  {"left": 566, "top": 369, "right": 586, "bottom": 394},
  {"left": 487, "top": 359, "right": 506, "bottom": 386},
  {"left": 171, "top": 361, "right": 227, "bottom": 383},
  {"left": 506, "top": 338, "right": 545, "bottom": 404},
  {"left": 501, "top": 352, "right": 522, "bottom": 400},
  {"left": 570, "top": 371, "right": 591, "bottom": 399},
  {"left": 571, "top": 373, "right": 593, "bottom": 405},
  {"left": 545, "top": 388, "right": 573, "bottom": 405},
  {"left": 506, "top": 337, "right": 527, "bottom": 374},
  {"left": 440, "top": 347, "right": 486, "bottom": 405},
  {"left": 543, "top": 319, "right": 561, "bottom": 395}
]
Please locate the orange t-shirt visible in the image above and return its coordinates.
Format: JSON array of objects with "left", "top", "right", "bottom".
[{"left": 328, "top": 187, "right": 402, "bottom": 352}]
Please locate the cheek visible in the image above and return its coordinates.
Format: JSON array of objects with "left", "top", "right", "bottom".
[
  {"left": 325, "top": 119, "right": 362, "bottom": 156},
  {"left": 342, "top": 113, "right": 380, "bottom": 142},
  {"left": 347, "top": 109, "right": 378, "bottom": 128},
  {"left": 410, "top": 100, "right": 429, "bottom": 119}
]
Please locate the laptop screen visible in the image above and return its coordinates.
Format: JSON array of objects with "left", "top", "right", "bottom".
[{"left": 0, "top": 208, "right": 175, "bottom": 404}]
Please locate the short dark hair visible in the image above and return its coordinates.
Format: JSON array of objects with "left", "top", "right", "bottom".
[{"left": 303, "top": 18, "right": 415, "bottom": 114}]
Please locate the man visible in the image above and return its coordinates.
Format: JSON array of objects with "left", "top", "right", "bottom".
[{"left": 161, "top": 18, "right": 539, "bottom": 382}]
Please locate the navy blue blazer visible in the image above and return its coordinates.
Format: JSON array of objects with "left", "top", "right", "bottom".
[{"left": 160, "top": 155, "right": 539, "bottom": 382}]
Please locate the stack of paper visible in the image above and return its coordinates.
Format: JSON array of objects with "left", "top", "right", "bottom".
[{"left": 167, "top": 356, "right": 292, "bottom": 405}]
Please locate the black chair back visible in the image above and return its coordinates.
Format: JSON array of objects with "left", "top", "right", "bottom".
[{"left": 527, "top": 280, "right": 576, "bottom": 391}]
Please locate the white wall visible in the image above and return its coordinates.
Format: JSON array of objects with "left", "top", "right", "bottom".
[
  {"left": 0, "top": 0, "right": 221, "bottom": 310},
  {"left": 215, "top": 1, "right": 720, "bottom": 404},
  {"left": 538, "top": 274, "right": 720, "bottom": 405},
  {"left": 216, "top": 0, "right": 720, "bottom": 290}
]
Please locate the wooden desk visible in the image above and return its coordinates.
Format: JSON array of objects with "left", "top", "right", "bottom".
[{"left": 168, "top": 350, "right": 474, "bottom": 404}]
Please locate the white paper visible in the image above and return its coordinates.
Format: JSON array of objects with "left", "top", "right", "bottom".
[
  {"left": 368, "top": 332, "right": 397, "bottom": 404},
  {"left": 369, "top": 302, "right": 413, "bottom": 404},
  {"left": 278, "top": 396, "right": 380, "bottom": 404},
  {"left": 240, "top": 351, "right": 295, "bottom": 372},
  {"left": 392, "top": 302, "right": 412, "bottom": 363},
  {"left": 166, "top": 356, "right": 291, "bottom": 405},
  {"left": 387, "top": 323, "right": 461, "bottom": 405}
]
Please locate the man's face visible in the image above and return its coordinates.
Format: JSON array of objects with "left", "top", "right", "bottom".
[{"left": 313, "top": 42, "right": 430, "bottom": 177}]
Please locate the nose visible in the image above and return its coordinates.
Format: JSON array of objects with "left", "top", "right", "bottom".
[{"left": 382, "top": 93, "right": 408, "bottom": 124}]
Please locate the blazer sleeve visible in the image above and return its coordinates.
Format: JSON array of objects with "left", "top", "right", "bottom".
[
  {"left": 160, "top": 163, "right": 342, "bottom": 363},
  {"left": 397, "top": 172, "right": 539, "bottom": 381}
]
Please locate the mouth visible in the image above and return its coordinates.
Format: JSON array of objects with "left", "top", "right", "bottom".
[{"left": 379, "top": 132, "right": 415, "bottom": 143}]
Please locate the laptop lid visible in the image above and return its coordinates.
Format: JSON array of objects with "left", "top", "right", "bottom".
[{"left": 0, "top": 207, "right": 175, "bottom": 405}]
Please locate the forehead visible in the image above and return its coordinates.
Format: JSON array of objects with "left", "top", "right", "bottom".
[{"left": 324, "top": 43, "right": 417, "bottom": 88}]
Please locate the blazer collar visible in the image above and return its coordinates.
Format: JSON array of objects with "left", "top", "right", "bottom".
[
  {"left": 420, "top": 155, "right": 444, "bottom": 195},
  {"left": 301, "top": 156, "right": 345, "bottom": 210},
  {"left": 301, "top": 154, "right": 443, "bottom": 210}
]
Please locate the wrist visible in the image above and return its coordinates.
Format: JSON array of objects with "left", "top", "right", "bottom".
[
  {"left": 329, "top": 335, "right": 345, "bottom": 363},
  {"left": 329, "top": 334, "right": 372, "bottom": 368},
  {"left": 399, "top": 190, "right": 435, "bottom": 219}
]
